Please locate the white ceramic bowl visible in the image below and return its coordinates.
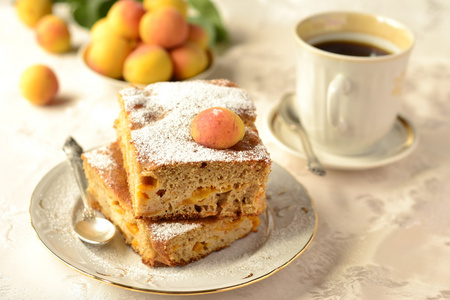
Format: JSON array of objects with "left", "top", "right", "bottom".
[{"left": 78, "top": 42, "right": 217, "bottom": 89}]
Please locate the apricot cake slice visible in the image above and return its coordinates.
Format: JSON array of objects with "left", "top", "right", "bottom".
[
  {"left": 116, "top": 79, "right": 271, "bottom": 219},
  {"left": 82, "top": 142, "right": 260, "bottom": 267}
]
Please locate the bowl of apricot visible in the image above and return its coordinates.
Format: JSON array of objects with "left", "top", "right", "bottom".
[{"left": 78, "top": 1, "right": 216, "bottom": 88}]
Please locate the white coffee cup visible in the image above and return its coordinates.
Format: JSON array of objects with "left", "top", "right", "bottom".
[{"left": 294, "top": 11, "right": 414, "bottom": 156}]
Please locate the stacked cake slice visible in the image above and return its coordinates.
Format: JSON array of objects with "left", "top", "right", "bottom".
[
  {"left": 82, "top": 79, "right": 271, "bottom": 267},
  {"left": 82, "top": 142, "right": 261, "bottom": 267}
]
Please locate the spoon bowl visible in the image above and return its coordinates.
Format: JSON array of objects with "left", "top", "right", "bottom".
[
  {"left": 74, "top": 218, "right": 116, "bottom": 245},
  {"left": 278, "top": 93, "right": 326, "bottom": 176},
  {"left": 63, "top": 136, "right": 116, "bottom": 245}
]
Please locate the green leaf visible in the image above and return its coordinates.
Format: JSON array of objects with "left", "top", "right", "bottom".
[
  {"left": 187, "top": 0, "right": 229, "bottom": 44},
  {"left": 64, "top": 0, "right": 116, "bottom": 29}
]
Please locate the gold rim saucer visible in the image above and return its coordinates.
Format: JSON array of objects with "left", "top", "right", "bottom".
[{"left": 266, "top": 93, "right": 419, "bottom": 170}]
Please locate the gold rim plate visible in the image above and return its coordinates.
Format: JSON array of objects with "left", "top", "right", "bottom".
[{"left": 29, "top": 161, "right": 317, "bottom": 295}]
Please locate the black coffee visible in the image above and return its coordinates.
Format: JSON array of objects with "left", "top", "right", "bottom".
[{"left": 313, "top": 40, "right": 391, "bottom": 57}]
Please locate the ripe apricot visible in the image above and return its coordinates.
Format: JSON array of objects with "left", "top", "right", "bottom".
[
  {"left": 139, "top": 7, "right": 189, "bottom": 49},
  {"left": 143, "top": 0, "right": 188, "bottom": 18},
  {"left": 170, "top": 42, "right": 208, "bottom": 80},
  {"left": 123, "top": 44, "right": 173, "bottom": 84},
  {"left": 90, "top": 18, "right": 111, "bottom": 42},
  {"left": 107, "top": 0, "right": 146, "bottom": 40},
  {"left": 191, "top": 107, "right": 246, "bottom": 149},
  {"left": 19, "top": 65, "right": 59, "bottom": 106},
  {"left": 15, "top": 0, "right": 52, "bottom": 28},
  {"left": 86, "top": 35, "right": 134, "bottom": 79},
  {"left": 187, "top": 24, "right": 210, "bottom": 50},
  {"left": 35, "top": 15, "right": 71, "bottom": 54}
]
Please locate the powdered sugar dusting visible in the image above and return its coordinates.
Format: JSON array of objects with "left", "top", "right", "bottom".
[
  {"left": 119, "top": 81, "right": 270, "bottom": 166},
  {"left": 83, "top": 145, "right": 117, "bottom": 177},
  {"left": 149, "top": 221, "right": 202, "bottom": 242}
]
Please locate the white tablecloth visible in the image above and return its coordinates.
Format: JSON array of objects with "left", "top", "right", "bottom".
[{"left": 1, "top": 0, "right": 449, "bottom": 299}]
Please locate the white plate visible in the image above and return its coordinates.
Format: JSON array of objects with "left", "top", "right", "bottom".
[
  {"left": 266, "top": 93, "right": 419, "bottom": 170},
  {"left": 78, "top": 43, "right": 217, "bottom": 89},
  {"left": 30, "top": 161, "right": 317, "bottom": 295}
]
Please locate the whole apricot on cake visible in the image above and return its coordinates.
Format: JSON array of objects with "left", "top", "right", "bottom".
[
  {"left": 191, "top": 107, "right": 246, "bottom": 149},
  {"left": 143, "top": 0, "right": 188, "bottom": 18},
  {"left": 187, "top": 24, "right": 210, "bottom": 50},
  {"left": 86, "top": 35, "right": 134, "bottom": 79},
  {"left": 107, "top": 0, "right": 146, "bottom": 40},
  {"left": 15, "top": 0, "right": 52, "bottom": 28},
  {"left": 139, "top": 7, "right": 189, "bottom": 49},
  {"left": 19, "top": 65, "right": 59, "bottom": 106},
  {"left": 170, "top": 42, "right": 208, "bottom": 80},
  {"left": 35, "top": 15, "right": 71, "bottom": 53},
  {"left": 123, "top": 44, "right": 173, "bottom": 84}
]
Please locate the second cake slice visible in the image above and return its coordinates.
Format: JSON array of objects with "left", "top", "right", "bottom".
[{"left": 82, "top": 142, "right": 261, "bottom": 267}]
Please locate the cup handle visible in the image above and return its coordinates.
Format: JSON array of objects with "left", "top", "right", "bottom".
[{"left": 327, "top": 74, "right": 351, "bottom": 133}]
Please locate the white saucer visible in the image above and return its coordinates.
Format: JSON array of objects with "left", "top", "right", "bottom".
[{"left": 266, "top": 93, "right": 419, "bottom": 170}]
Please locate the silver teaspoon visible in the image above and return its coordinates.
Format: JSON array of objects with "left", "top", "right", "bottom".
[
  {"left": 278, "top": 93, "right": 326, "bottom": 176},
  {"left": 62, "top": 136, "right": 116, "bottom": 244}
]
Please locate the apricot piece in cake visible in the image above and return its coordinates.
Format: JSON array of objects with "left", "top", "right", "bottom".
[
  {"left": 191, "top": 107, "right": 245, "bottom": 149},
  {"left": 19, "top": 64, "right": 59, "bottom": 105}
]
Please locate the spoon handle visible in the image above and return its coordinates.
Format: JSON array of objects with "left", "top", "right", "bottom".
[
  {"left": 290, "top": 124, "right": 327, "bottom": 177},
  {"left": 62, "top": 137, "right": 96, "bottom": 218}
]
